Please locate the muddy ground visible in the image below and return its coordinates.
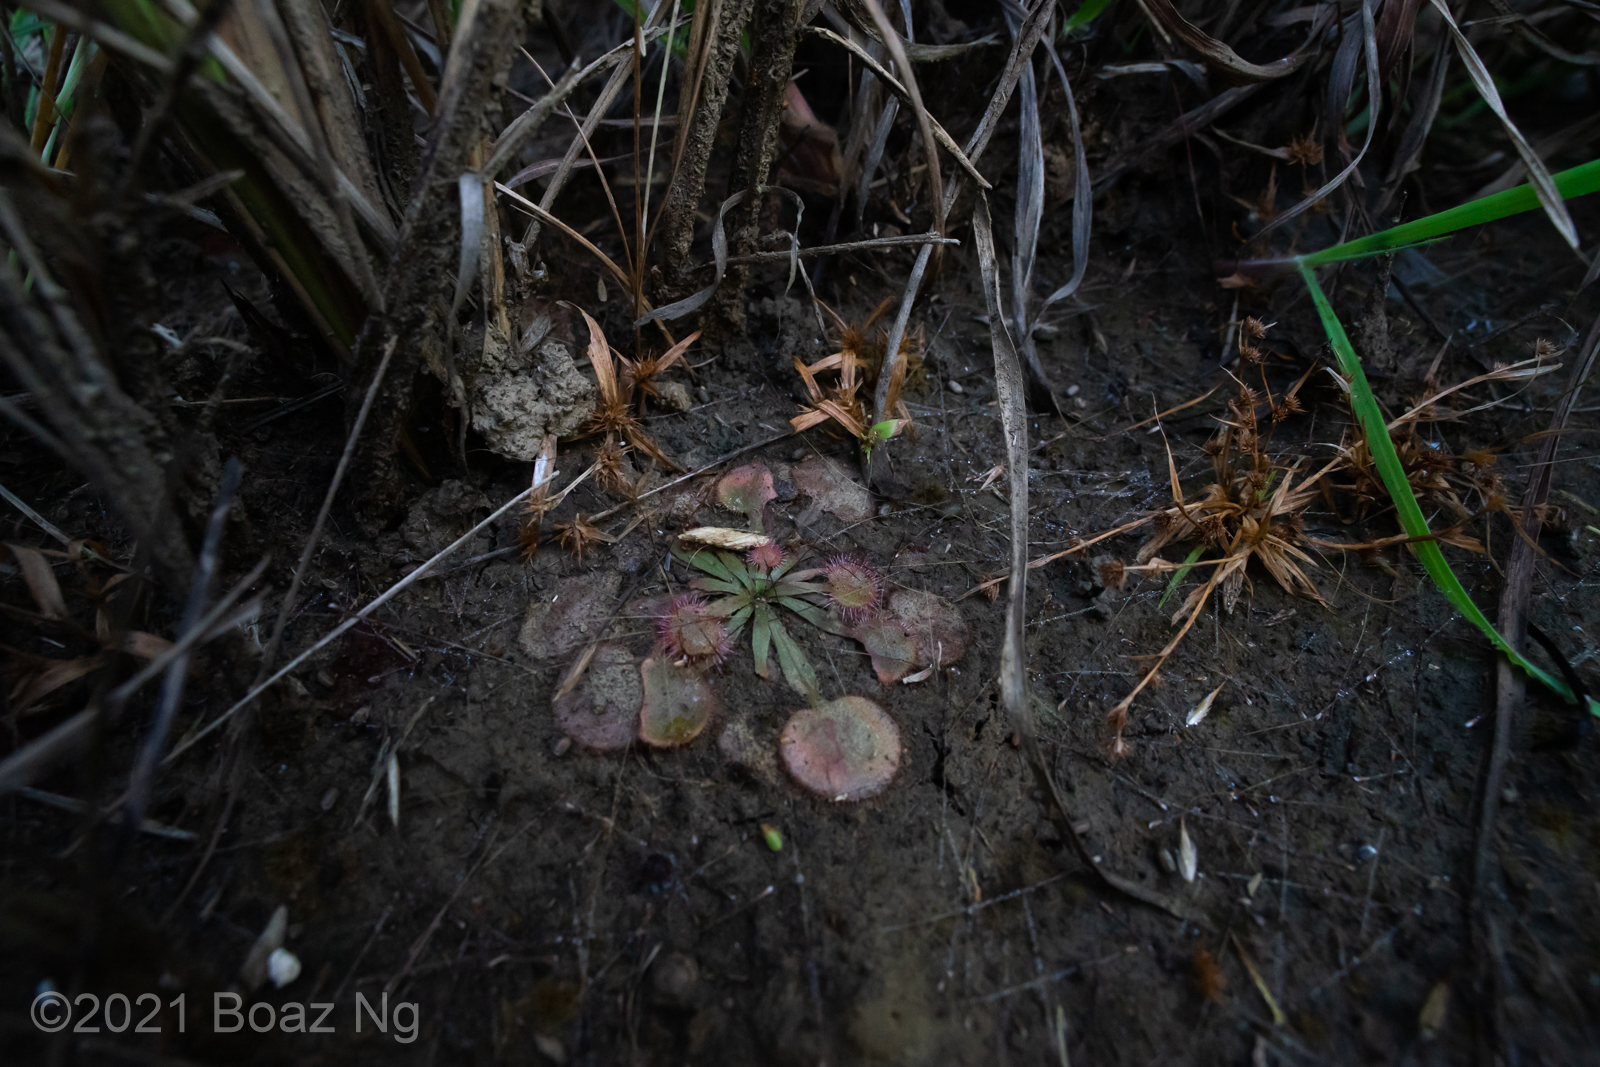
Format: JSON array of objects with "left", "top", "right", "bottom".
[{"left": 6, "top": 31, "right": 1600, "bottom": 1067}]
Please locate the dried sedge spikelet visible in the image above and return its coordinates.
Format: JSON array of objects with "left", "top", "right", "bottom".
[
  {"left": 1234, "top": 428, "right": 1257, "bottom": 456},
  {"left": 1276, "top": 513, "right": 1304, "bottom": 542},
  {"left": 747, "top": 541, "right": 786, "bottom": 573},
  {"left": 1533, "top": 338, "right": 1558, "bottom": 360},
  {"left": 1234, "top": 383, "right": 1261, "bottom": 410},
  {"left": 554, "top": 516, "right": 605, "bottom": 561},
  {"left": 1284, "top": 134, "right": 1323, "bottom": 167},
  {"left": 1153, "top": 510, "right": 1180, "bottom": 534},
  {"left": 1192, "top": 946, "right": 1227, "bottom": 1003},
  {"left": 657, "top": 593, "right": 734, "bottom": 666},
  {"left": 1239, "top": 340, "right": 1266, "bottom": 365},
  {"left": 1199, "top": 514, "right": 1229, "bottom": 546},
  {"left": 981, "top": 575, "right": 1002, "bottom": 602},
  {"left": 1271, "top": 395, "right": 1303, "bottom": 423},
  {"left": 822, "top": 555, "right": 884, "bottom": 622},
  {"left": 517, "top": 515, "right": 541, "bottom": 561},
  {"left": 1242, "top": 469, "right": 1268, "bottom": 494},
  {"left": 1242, "top": 316, "right": 1273, "bottom": 339},
  {"left": 1092, "top": 554, "right": 1127, "bottom": 591},
  {"left": 594, "top": 438, "right": 629, "bottom": 492},
  {"left": 1199, "top": 435, "right": 1226, "bottom": 457}
]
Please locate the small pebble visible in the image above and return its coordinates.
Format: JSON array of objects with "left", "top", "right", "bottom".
[
  {"left": 1065, "top": 384, "right": 1080, "bottom": 397},
  {"left": 947, "top": 379, "right": 964, "bottom": 394},
  {"left": 552, "top": 736, "right": 572, "bottom": 757},
  {"left": 315, "top": 669, "right": 336, "bottom": 689},
  {"left": 319, "top": 786, "right": 339, "bottom": 812},
  {"left": 696, "top": 386, "right": 711, "bottom": 403}
]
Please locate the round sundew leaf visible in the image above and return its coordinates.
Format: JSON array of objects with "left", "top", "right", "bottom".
[
  {"left": 887, "top": 588, "right": 970, "bottom": 666},
  {"left": 638, "top": 655, "right": 718, "bottom": 747},
  {"left": 779, "top": 696, "right": 901, "bottom": 801},
  {"left": 715, "top": 462, "right": 776, "bottom": 517},
  {"left": 552, "top": 643, "right": 641, "bottom": 751},
  {"left": 849, "top": 614, "right": 918, "bottom": 684}
]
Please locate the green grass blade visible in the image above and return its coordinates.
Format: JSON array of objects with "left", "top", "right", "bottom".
[
  {"left": 1065, "top": 0, "right": 1117, "bottom": 32},
  {"left": 1159, "top": 545, "right": 1205, "bottom": 609},
  {"left": 1296, "top": 260, "right": 1586, "bottom": 710},
  {"left": 1302, "top": 158, "right": 1600, "bottom": 268}
]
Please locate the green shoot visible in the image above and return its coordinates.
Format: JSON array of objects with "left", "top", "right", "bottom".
[
  {"left": 1159, "top": 545, "right": 1205, "bottom": 610},
  {"left": 1295, "top": 261, "right": 1597, "bottom": 717}
]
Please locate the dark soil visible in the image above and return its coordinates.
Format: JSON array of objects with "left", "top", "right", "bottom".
[{"left": 5, "top": 12, "right": 1600, "bottom": 1067}]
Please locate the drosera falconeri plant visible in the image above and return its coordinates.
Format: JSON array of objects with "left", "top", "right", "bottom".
[{"left": 670, "top": 530, "right": 840, "bottom": 699}]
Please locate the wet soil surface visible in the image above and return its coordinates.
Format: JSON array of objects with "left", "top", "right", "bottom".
[{"left": 7, "top": 92, "right": 1600, "bottom": 1067}]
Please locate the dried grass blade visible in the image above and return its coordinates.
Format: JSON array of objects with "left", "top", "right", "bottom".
[
  {"left": 1425, "top": 0, "right": 1578, "bottom": 249},
  {"left": 484, "top": 56, "right": 588, "bottom": 179},
  {"left": 1255, "top": 0, "right": 1378, "bottom": 239},
  {"left": 6, "top": 543, "right": 67, "bottom": 619},
  {"left": 870, "top": 0, "right": 1051, "bottom": 425},
  {"left": 450, "top": 172, "right": 485, "bottom": 317},
  {"left": 974, "top": 192, "right": 1183, "bottom": 921},
  {"left": 808, "top": 26, "right": 986, "bottom": 191},
  {"left": 1031, "top": 39, "right": 1090, "bottom": 326},
  {"left": 495, "top": 180, "right": 632, "bottom": 292},
  {"left": 858, "top": 0, "right": 943, "bottom": 240},
  {"left": 1141, "top": 0, "right": 1318, "bottom": 83}
]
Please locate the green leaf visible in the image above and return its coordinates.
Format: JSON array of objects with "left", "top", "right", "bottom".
[
  {"left": 1300, "top": 158, "right": 1600, "bottom": 268},
  {"left": 689, "top": 577, "right": 743, "bottom": 595},
  {"left": 1296, "top": 260, "right": 1590, "bottom": 713},
  {"left": 777, "top": 596, "right": 845, "bottom": 635},
  {"left": 768, "top": 614, "right": 820, "bottom": 700},
  {"left": 725, "top": 604, "right": 753, "bottom": 637},
  {"left": 675, "top": 544, "right": 735, "bottom": 582},
  {"left": 1064, "top": 0, "right": 1116, "bottom": 33},
  {"left": 704, "top": 595, "right": 748, "bottom": 616},
  {"left": 752, "top": 602, "right": 773, "bottom": 679},
  {"left": 1159, "top": 545, "right": 1206, "bottom": 609}
]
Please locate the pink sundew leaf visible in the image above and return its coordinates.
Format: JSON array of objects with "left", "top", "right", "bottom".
[
  {"left": 779, "top": 696, "right": 901, "bottom": 802},
  {"left": 552, "top": 643, "right": 641, "bottom": 751},
  {"left": 848, "top": 614, "right": 919, "bottom": 684},
  {"left": 716, "top": 462, "right": 777, "bottom": 530},
  {"left": 887, "top": 589, "right": 970, "bottom": 666},
  {"left": 638, "top": 655, "right": 718, "bottom": 747}
]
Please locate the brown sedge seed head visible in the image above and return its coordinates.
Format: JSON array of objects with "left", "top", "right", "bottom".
[
  {"left": 657, "top": 593, "right": 734, "bottom": 666},
  {"left": 822, "top": 554, "right": 883, "bottom": 622}
]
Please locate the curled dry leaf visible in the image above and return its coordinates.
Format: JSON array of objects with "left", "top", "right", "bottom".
[
  {"left": 638, "top": 655, "right": 717, "bottom": 747},
  {"left": 793, "top": 456, "right": 872, "bottom": 524},
  {"left": 1185, "top": 682, "right": 1225, "bottom": 727},
  {"left": 553, "top": 643, "right": 642, "bottom": 751},
  {"left": 520, "top": 572, "right": 623, "bottom": 661},
  {"left": 779, "top": 695, "right": 901, "bottom": 802},
  {"left": 678, "top": 527, "right": 775, "bottom": 551}
]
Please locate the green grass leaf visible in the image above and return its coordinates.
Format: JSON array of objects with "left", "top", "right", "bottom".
[
  {"left": 1064, "top": 0, "right": 1117, "bottom": 33},
  {"left": 1295, "top": 260, "right": 1591, "bottom": 712},
  {"left": 1159, "top": 545, "right": 1206, "bottom": 609},
  {"left": 1301, "top": 158, "right": 1600, "bottom": 268}
]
